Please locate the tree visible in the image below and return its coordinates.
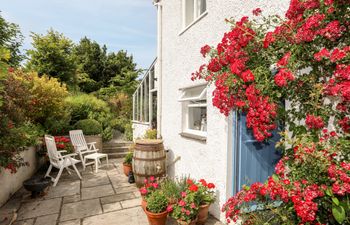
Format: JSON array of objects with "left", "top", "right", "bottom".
[
  {"left": 103, "top": 50, "right": 139, "bottom": 95},
  {"left": 0, "top": 13, "right": 24, "bottom": 67},
  {"left": 26, "top": 29, "right": 77, "bottom": 87},
  {"left": 73, "top": 37, "right": 105, "bottom": 92}
]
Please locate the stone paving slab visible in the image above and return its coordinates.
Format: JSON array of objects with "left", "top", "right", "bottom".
[
  {"left": 102, "top": 202, "right": 122, "bottom": 213},
  {"left": 17, "top": 198, "right": 61, "bottom": 220},
  {"left": 100, "top": 193, "right": 135, "bottom": 205},
  {"left": 81, "top": 184, "right": 115, "bottom": 200},
  {"left": 34, "top": 213, "right": 58, "bottom": 225},
  {"left": 58, "top": 219, "right": 80, "bottom": 225},
  {"left": 45, "top": 180, "right": 80, "bottom": 199},
  {"left": 60, "top": 199, "right": 102, "bottom": 222},
  {"left": 83, "top": 207, "right": 147, "bottom": 225},
  {"left": 82, "top": 174, "right": 110, "bottom": 188},
  {"left": 120, "top": 198, "right": 142, "bottom": 209},
  {"left": 114, "top": 186, "right": 138, "bottom": 195},
  {"left": 63, "top": 195, "right": 80, "bottom": 204},
  {"left": 13, "top": 219, "right": 35, "bottom": 225}
]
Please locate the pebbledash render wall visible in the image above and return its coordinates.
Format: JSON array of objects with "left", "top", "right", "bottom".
[{"left": 157, "top": 0, "right": 289, "bottom": 222}]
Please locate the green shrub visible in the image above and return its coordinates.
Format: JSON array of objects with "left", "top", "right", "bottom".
[
  {"left": 144, "top": 129, "right": 157, "bottom": 139},
  {"left": 102, "top": 126, "right": 113, "bottom": 142},
  {"left": 125, "top": 123, "right": 133, "bottom": 141},
  {"left": 65, "top": 93, "right": 112, "bottom": 124},
  {"left": 44, "top": 116, "right": 71, "bottom": 135},
  {"left": 74, "top": 119, "right": 102, "bottom": 135},
  {"left": 146, "top": 190, "right": 168, "bottom": 213},
  {"left": 65, "top": 93, "right": 113, "bottom": 140}
]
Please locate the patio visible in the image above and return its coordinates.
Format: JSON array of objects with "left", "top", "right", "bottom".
[{"left": 0, "top": 159, "right": 223, "bottom": 225}]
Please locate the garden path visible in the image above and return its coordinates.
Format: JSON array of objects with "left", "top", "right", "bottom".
[{"left": 0, "top": 159, "right": 223, "bottom": 225}]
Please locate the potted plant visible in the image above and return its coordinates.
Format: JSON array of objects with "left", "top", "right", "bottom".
[
  {"left": 144, "top": 190, "right": 169, "bottom": 225},
  {"left": 123, "top": 151, "right": 133, "bottom": 176},
  {"left": 170, "top": 179, "right": 199, "bottom": 225},
  {"left": 139, "top": 176, "right": 160, "bottom": 210},
  {"left": 196, "top": 179, "right": 216, "bottom": 225},
  {"left": 160, "top": 178, "right": 180, "bottom": 205}
]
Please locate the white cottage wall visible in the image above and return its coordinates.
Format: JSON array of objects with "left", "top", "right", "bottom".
[{"left": 158, "top": 0, "right": 289, "bottom": 221}]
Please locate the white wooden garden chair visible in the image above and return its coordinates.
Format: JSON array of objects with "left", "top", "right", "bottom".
[
  {"left": 44, "top": 135, "right": 82, "bottom": 186},
  {"left": 69, "top": 130, "right": 108, "bottom": 173}
]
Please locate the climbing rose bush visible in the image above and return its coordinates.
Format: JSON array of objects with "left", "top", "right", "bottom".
[{"left": 193, "top": 0, "right": 350, "bottom": 224}]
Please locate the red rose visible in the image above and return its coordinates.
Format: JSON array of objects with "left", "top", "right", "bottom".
[
  {"left": 207, "top": 183, "right": 215, "bottom": 189},
  {"left": 189, "top": 184, "right": 198, "bottom": 192}
]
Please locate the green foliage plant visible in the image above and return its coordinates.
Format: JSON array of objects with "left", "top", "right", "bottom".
[
  {"left": 160, "top": 178, "right": 180, "bottom": 202},
  {"left": 123, "top": 151, "right": 133, "bottom": 165},
  {"left": 144, "top": 129, "right": 157, "bottom": 140},
  {"left": 146, "top": 190, "right": 168, "bottom": 213},
  {"left": 65, "top": 93, "right": 113, "bottom": 140},
  {"left": 74, "top": 119, "right": 102, "bottom": 135}
]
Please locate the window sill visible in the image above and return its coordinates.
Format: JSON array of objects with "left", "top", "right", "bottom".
[
  {"left": 179, "top": 132, "right": 207, "bottom": 142},
  {"left": 179, "top": 11, "right": 208, "bottom": 36},
  {"left": 132, "top": 121, "right": 151, "bottom": 125}
]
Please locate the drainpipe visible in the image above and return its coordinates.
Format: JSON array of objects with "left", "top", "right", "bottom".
[{"left": 153, "top": 0, "right": 163, "bottom": 139}]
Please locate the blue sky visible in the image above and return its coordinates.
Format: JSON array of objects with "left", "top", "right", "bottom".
[{"left": 1, "top": 0, "right": 157, "bottom": 70}]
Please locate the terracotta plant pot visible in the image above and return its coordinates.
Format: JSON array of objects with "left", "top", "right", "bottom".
[
  {"left": 141, "top": 197, "right": 147, "bottom": 211},
  {"left": 123, "top": 163, "right": 132, "bottom": 176},
  {"left": 177, "top": 218, "right": 197, "bottom": 225},
  {"left": 197, "top": 204, "right": 210, "bottom": 225},
  {"left": 145, "top": 209, "right": 168, "bottom": 225}
]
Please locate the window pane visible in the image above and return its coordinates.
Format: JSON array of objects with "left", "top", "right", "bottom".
[
  {"left": 133, "top": 94, "right": 136, "bottom": 120},
  {"left": 185, "top": 0, "right": 194, "bottom": 26},
  {"left": 152, "top": 92, "right": 157, "bottom": 129},
  {"left": 188, "top": 107, "right": 207, "bottom": 131},
  {"left": 150, "top": 68, "right": 155, "bottom": 90},
  {"left": 179, "top": 85, "right": 206, "bottom": 101},
  {"left": 144, "top": 78, "right": 149, "bottom": 122},
  {"left": 138, "top": 89, "right": 141, "bottom": 121},
  {"left": 199, "top": 0, "right": 206, "bottom": 15}
]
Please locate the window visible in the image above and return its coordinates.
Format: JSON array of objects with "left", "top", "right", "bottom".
[
  {"left": 133, "top": 60, "right": 157, "bottom": 124},
  {"left": 183, "top": 0, "right": 207, "bottom": 28},
  {"left": 179, "top": 84, "right": 207, "bottom": 138}
]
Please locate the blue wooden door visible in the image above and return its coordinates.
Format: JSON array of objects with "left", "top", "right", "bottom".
[{"left": 234, "top": 113, "right": 282, "bottom": 193}]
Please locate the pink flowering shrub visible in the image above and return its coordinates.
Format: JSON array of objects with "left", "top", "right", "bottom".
[{"left": 192, "top": 0, "right": 350, "bottom": 224}]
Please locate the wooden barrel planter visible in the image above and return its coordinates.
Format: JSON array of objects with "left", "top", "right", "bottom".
[{"left": 132, "top": 139, "right": 166, "bottom": 187}]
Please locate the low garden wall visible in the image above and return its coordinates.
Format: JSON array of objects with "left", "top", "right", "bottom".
[
  {"left": 84, "top": 135, "right": 103, "bottom": 152},
  {"left": 0, "top": 147, "right": 41, "bottom": 207}
]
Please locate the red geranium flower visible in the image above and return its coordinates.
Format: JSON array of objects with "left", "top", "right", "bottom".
[{"left": 189, "top": 184, "right": 199, "bottom": 192}]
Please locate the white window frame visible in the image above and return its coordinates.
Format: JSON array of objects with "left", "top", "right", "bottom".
[
  {"left": 181, "top": 0, "right": 208, "bottom": 33},
  {"left": 179, "top": 84, "right": 207, "bottom": 138},
  {"left": 132, "top": 60, "right": 157, "bottom": 124}
]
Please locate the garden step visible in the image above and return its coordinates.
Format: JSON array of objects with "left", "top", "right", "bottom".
[
  {"left": 107, "top": 152, "right": 128, "bottom": 159},
  {"left": 103, "top": 141, "right": 133, "bottom": 148},
  {"left": 102, "top": 146, "right": 130, "bottom": 153}
]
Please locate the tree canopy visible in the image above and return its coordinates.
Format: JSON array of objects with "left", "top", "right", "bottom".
[
  {"left": 26, "top": 29, "right": 77, "bottom": 87},
  {"left": 0, "top": 13, "right": 23, "bottom": 67}
]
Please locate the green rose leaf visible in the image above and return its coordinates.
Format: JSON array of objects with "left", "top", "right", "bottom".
[
  {"left": 332, "top": 197, "right": 340, "bottom": 206},
  {"left": 332, "top": 205, "right": 345, "bottom": 224}
]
